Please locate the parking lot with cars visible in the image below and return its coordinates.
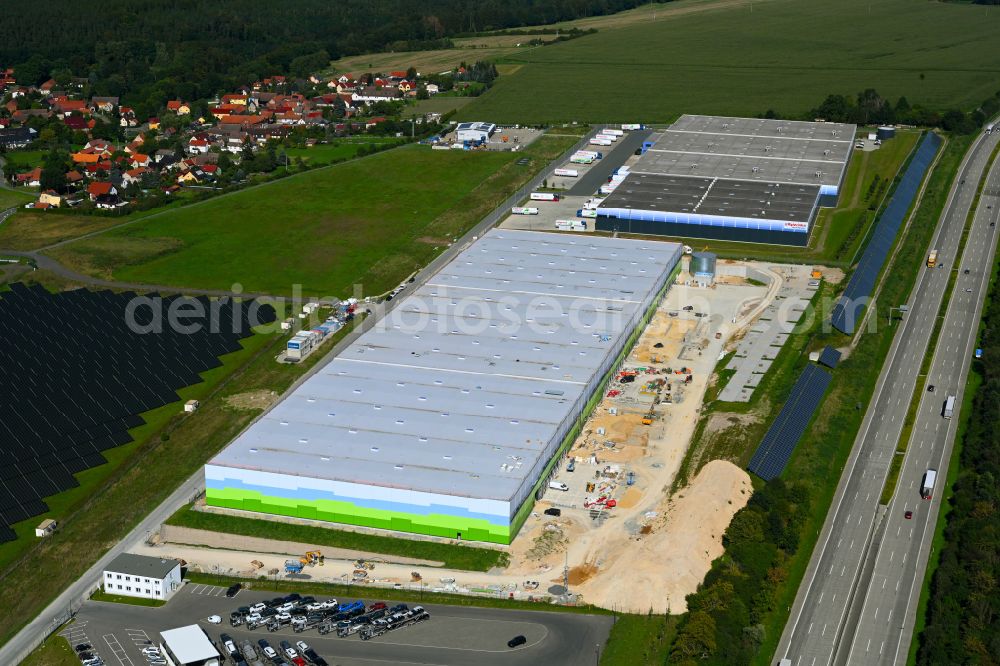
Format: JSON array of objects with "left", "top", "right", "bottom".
[{"left": 64, "top": 582, "right": 613, "bottom": 666}]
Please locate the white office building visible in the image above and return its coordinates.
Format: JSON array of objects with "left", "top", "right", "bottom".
[{"left": 103, "top": 553, "right": 182, "bottom": 601}]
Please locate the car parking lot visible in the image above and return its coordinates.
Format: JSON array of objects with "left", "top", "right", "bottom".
[{"left": 65, "top": 582, "right": 613, "bottom": 666}]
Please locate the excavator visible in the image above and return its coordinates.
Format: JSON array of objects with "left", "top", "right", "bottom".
[
  {"left": 642, "top": 408, "right": 655, "bottom": 425},
  {"left": 300, "top": 550, "right": 324, "bottom": 566}
]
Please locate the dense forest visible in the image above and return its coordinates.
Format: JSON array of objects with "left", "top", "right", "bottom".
[
  {"left": 0, "top": 0, "right": 646, "bottom": 108},
  {"left": 916, "top": 256, "right": 1000, "bottom": 661}
]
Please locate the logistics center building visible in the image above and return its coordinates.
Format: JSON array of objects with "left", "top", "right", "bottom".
[
  {"left": 597, "top": 115, "right": 857, "bottom": 246},
  {"left": 205, "top": 230, "right": 682, "bottom": 544}
]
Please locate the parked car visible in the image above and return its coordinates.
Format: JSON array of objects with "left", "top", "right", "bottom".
[
  {"left": 544, "top": 507, "right": 562, "bottom": 516},
  {"left": 367, "top": 602, "right": 387, "bottom": 611},
  {"left": 75, "top": 644, "right": 93, "bottom": 653},
  {"left": 226, "top": 583, "right": 243, "bottom": 597},
  {"left": 220, "top": 634, "right": 237, "bottom": 655},
  {"left": 507, "top": 635, "right": 527, "bottom": 648},
  {"left": 295, "top": 641, "right": 311, "bottom": 653},
  {"left": 206, "top": 615, "right": 222, "bottom": 624}
]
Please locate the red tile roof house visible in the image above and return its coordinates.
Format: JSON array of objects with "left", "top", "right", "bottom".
[
  {"left": 15, "top": 167, "right": 42, "bottom": 187},
  {"left": 86, "top": 181, "right": 117, "bottom": 201}
]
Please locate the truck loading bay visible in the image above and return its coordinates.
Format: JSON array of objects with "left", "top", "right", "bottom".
[{"left": 63, "top": 583, "right": 612, "bottom": 666}]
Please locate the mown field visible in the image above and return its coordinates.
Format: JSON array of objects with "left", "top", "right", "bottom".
[
  {"left": 0, "top": 188, "right": 34, "bottom": 211},
  {"left": 459, "top": 0, "right": 1000, "bottom": 123},
  {"left": 48, "top": 135, "right": 575, "bottom": 297}
]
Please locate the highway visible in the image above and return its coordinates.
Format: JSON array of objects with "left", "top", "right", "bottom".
[
  {"left": 777, "top": 126, "right": 1000, "bottom": 666},
  {"left": 0, "top": 127, "right": 603, "bottom": 666},
  {"left": 841, "top": 134, "right": 1000, "bottom": 665}
]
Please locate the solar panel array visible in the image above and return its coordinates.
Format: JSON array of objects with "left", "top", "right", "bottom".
[
  {"left": 0, "top": 283, "right": 274, "bottom": 542},
  {"left": 818, "top": 346, "right": 842, "bottom": 369},
  {"left": 831, "top": 133, "right": 942, "bottom": 334},
  {"left": 747, "top": 364, "right": 833, "bottom": 481}
]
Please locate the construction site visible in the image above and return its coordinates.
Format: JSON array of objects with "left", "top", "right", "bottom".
[{"left": 138, "top": 251, "right": 828, "bottom": 614}]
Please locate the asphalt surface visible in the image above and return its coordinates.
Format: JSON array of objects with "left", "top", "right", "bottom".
[
  {"left": 566, "top": 129, "right": 651, "bottom": 196},
  {"left": 841, "top": 136, "right": 1000, "bottom": 665},
  {"left": 777, "top": 127, "right": 1000, "bottom": 666},
  {"left": 0, "top": 127, "right": 603, "bottom": 666},
  {"left": 66, "top": 583, "right": 612, "bottom": 666}
]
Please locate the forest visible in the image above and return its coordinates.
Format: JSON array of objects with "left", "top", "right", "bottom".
[
  {"left": 916, "top": 254, "right": 1000, "bottom": 662},
  {"left": 0, "top": 0, "right": 647, "bottom": 111}
]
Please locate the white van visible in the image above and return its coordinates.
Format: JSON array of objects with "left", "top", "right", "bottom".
[{"left": 548, "top": 481, "right": 569, "bottom": 491}]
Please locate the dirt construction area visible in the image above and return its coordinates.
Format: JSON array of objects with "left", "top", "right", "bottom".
[{"left": 143, "top": 263, "right": 804, "bottom": 614}]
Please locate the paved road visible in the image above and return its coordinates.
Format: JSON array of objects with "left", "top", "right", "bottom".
[
  {"left": 0, "top": 127, "right": 602, "bottom": 666},
  {"left": 841, "top": 138, "right": 1000, "bottom": 665},
  {"left": 70, "top": 585, "right": 612, "bottom": 666},
  {"left": 776, "top": 127, "right": 1000, "bottom": 666},
  {"left": 567, "top": 129, "right": 651, "bottom": 196}
]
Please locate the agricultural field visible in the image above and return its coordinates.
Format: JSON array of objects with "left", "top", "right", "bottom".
[
  {"left": 458, "top": 0, "right": 1000, "bottom": 123},
  {"left": 0, "top": 188, "right": 34, "bottom": 211},
  {"left": 48, "top": 134, "right": 576, "bottom": 297}
]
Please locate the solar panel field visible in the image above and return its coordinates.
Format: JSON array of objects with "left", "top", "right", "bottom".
[{"left": 458, "top": 0, "right": 1000, "bottom": 124}]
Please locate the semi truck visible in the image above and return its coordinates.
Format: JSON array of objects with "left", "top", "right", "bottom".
[
  {"left": 921, "top": 469, "right": 938, "bottom": 499},
  {"left": 577, "top": 208, "right": 597, "bottom": 218},
  {"left": 927, "top": 249, "right": 938, "bottom": 268},
  {"left": 621, "top": 123, "right": 645, "bottom": 131},
  {"left": 943, "top": 395, "right": 956, "bottom": 419},
  {"left": 570, "top": 154, "right": 595, "bottom": 165},
  {"left": 553, "top": 168, "right": 579, "bottom": 177},
  {"left": 511, "top": 206, "right": 539, "bottom": 215},
  {"left": 530, "top": 192, "right": 559, "bottom": 202}
]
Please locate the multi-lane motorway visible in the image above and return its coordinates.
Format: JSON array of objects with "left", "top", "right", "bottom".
[{"left": 778, "top": 126, "right": 1000, "bottom": 666}]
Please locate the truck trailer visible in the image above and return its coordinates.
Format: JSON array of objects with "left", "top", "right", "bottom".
[
  {"left": 511, "top": 206, "right": 539, "bottom": 215},
  {"left": 943, "top": 395, "right": 956, "bottom": 419},
  {"left": 530, "top": 192, "right": 559, "bottom": 202},
  {"left": 553, "top": 168, "right": 579, "bottom": 177},
  {"left": 921, "top": 469, "right": 937, "bottom": 499}
]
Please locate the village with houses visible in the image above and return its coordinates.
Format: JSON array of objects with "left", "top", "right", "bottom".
[{"left": 0, "top": 62, "right": 496, "bottom": 211}]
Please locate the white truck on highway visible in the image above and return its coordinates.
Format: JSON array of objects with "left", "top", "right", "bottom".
[
  {"left": 943, "top": 394, "right": 956, "bottom": 419},
  {"left": 921, "top": 469, "right": 938, "bottom": 499},
  {"left": 987, "top": 123, "right": 995, "bottom": 134}
]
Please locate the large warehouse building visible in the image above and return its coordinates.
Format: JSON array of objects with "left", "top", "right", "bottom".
[
  {"left": 597, "top": 115, "right": 857, "bottom": 246},
  {"left": 205, "top": 230, "right": 682, "bottom": 544}
]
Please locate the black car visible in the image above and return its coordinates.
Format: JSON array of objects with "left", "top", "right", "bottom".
[
  {"left": 507, "top": 635, "right": 527, "bottom": 648},
  {"left": 226, "top": 583, "right": 243, "bottom": 597},
  {"left": 682, "top": 305, "right": 694, "bottom": 311},
  {"left": 390, "top": 603, "right": 408, "bottom": 613},
  {"left": 75, "top": 644, "right": 93, "bottom": 653},
  {"left": 284, "top": 593, "right": 302, "bottom": 602},
  {"left": 544, "top": 507, "right": 561, "bottom": 516},
  {"left": 928, "top": 384, "right": 935, "bottom": 392}
]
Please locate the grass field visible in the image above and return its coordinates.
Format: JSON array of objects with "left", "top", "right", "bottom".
[
  {"left": 21, "top": 631, "right": 78, "bottom": 666},
  {"left": 0, "top": 188, "right": 34, "bottom": 211},
  {"left": 165, "top": 504, "right": 507, "bottom": 572},
  {"left": 48, "top": 135, "right": 575, "bottom": 297},
  {"left": 90, "top": 589, "right": 166, "bottom": 607},
  {"left": 458, "top": 0, "right": 1000, "bottom": 123},
  {"left": 283, "top": 138, "right": 401, "bottom": 165}
]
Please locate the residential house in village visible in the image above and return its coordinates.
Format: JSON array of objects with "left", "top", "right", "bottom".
[
  {"left": 90, "top": 96, "right": 119, "bottom": 113},
  {"left": 166, "top": 100, "right": 191, "bottom": 115}
]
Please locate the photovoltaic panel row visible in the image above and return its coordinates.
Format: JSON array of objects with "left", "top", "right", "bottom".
[
  {"left": 747, "top": 365, "right": 833, "bottom": 481},
  {"left": 0, "top": 284, "right": 275, "bottom": 542},
  {"left": 818, "top": 346, "right": 842, "bottom": 369},
  {"left": 831, "top": 133, "right": 942, "bottom": 334}
]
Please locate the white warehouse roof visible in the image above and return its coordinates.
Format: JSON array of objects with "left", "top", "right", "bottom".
[
  {"left": 160, "top": 626, "right": 219, "bottom": 665},
  {"left": 210, "top": 230, "right": 681, "bottom": 503}
]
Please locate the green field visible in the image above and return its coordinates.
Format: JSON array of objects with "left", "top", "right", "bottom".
[
  {"left": 0, "top": 188, "right": 34, "bottom": 211},
  {"left": 48, "top": 136, "right": 575, "bottom": 297},
  {"left": 458, "top": 0, "right": 1000, "bottom": 123}
]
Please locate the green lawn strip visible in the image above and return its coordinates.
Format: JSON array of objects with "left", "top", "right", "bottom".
[
  {"left": 90, "top": 589, "right": 166, "bottom": 607},
  {"left": 184, "top": 571, "right": 611, "bottom": 616},
  {"left": 165, "top": 505, "right": 506, "bottom": 572},
  {"left": 48, "top": 135, "right": 574, "bottom": 297},
  {"left": 879, "top": 136, "right": 1000, "bottom": 504},
  {"left": 905, "top": 371, "right": 980, "bottom": 666},
  {"left": 20, "top": 630, "right": 79, "bottom": 666},
  {"left": 600, "top": 613, "right": 678, "bottom": 666},
  {"left": 459, "top": 0, "right": 1000, "bottom": 123},
  {"left": 750, "top": 134, "right": 973, "bottom": 666},
  {"left": 0, "top": 326, "right": 272, "bottom": 573},
  {"left": 0, "top": 317, "right": 357, "bottom": 648},
  {"left": 0, "top": 188, "right": 35, "bottom": 210}
]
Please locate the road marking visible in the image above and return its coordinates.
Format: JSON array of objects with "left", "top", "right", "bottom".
[
  {"left": 102, "top": 633, "right": 133, "bottom": 666},
  {"left": 808, "top": 622, "right": 813, "bottom": 634}
]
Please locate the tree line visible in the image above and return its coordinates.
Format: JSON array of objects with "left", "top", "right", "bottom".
[
  {"left": 0, "top": 0, "right": 651, "bottom": 117},
  {"left": 916, "top": 256, "right": 1000, "bottom": 662}
]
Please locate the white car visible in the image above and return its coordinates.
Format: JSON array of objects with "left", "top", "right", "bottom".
[
  {"left": 322, "top": 599, "right": 338, "bottom": 610},
  {"left": 206, "top": 615, "right": 222, "bottom": 624},
  {"left": 305, "top": 602, "right": 325, "bottom": 611},
  {"left": 249, "top": 602, "right": 267, "bottom": 613},
  {"left": 222, "top": 638, "right": 237, "bottom": 654},
  {"left": 295, "top": 641, "right": 310, "bottom": 653},
  {"left": 284, "top": 646, "right": 298, "bottom": 659},
  {"left": 262, "top": 646, "right": 278, "bottom": 659},
  {"left": 277, "top": 602, "right": 295, "bottom": 613},
  {"left": 276, "top": 612, "right": 292, "bottom": 622}
]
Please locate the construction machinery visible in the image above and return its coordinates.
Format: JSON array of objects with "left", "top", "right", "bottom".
[
  {"left": 284, "top": 560, "right": 304, "bottom": 574},
  {"left": 642, "top": 408, "right": 655, "bottom": 425},
  {"left": 301, "top": 550, "right": 324, "bottom": 566}
]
